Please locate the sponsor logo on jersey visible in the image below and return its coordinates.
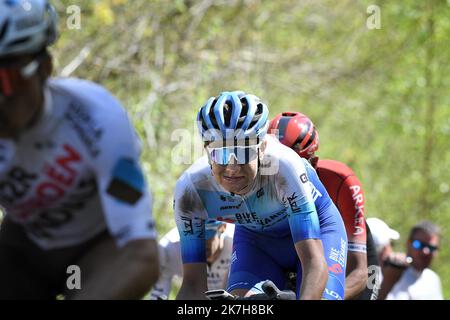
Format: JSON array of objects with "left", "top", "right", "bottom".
[
  {"left": 300, "top": 173, "right": 308, "bottom": 183},
  {"left": 256, "top": 187, "right": 265, "bottom": 198},
  {"left": 329, "top": 238, "right": 347, "bottom": 270},
  {"left": 349, "top": 185, "right": 365, "bottom": 235},
  {"left": 234, "top": 209, "right": 286, "bottom": 227},
  {"left": 324, "top": 288, "right": 343, "bottom": 300},
  {"left": 287, "top": 192, "right": 302, "bottom": 213},
  {"left": 66, "top": 101, "right": 103, "bottom": 158},
  {"left": 179, "top": 216, "right": 204, "bottom": 238},
  {"left": 9, "top": 144, "right": 82, "bottom": 221},
  {"left": 0, "top": 167, "right": 38, "bottom": 206},
  {"left": 25, "top": 177, "right": 97, "bottom": 239},
  {"left": 328, "top": 263, "right": 343, "bottom": 274},
  {"left": 220, "top": 194, "right": 238, "bottom": 202},
  {"left": 309, "top": 181, "right": 322, "bottom": 202},
  {"left": 220, "top": 200, "right": 243, "bottom": 211}
]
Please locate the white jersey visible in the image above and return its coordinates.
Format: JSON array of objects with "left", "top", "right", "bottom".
[
  {"left": 0, "top": 78, "right": 156, "bottom": 249},
  {"left": 149, "top": 224, "right": 234, "bottom": 299},
  {"left": 386, "top": 267, "right": 443, "bottom": 300}
]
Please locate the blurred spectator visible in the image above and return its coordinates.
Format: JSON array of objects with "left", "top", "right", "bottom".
[{"left": 384, "top": 221, "right": 443, "bottom": 300}]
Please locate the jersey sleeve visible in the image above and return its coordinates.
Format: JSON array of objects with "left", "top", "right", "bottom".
[
  {"left": 89, "top": 93, "right": 156, "bottom": 247},
  {"left": 337, "top": 174, "right": 367, "bottom": 253},
  {"left": 173, "top": 172, "right": 208, "bottom": 264},
  {"left": 275, "top": 156, "right": 321, "bottom": 243}
]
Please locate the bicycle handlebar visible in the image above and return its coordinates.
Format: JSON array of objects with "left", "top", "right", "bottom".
[{"left": 205, "top": 280, "right": 296, "bottom": 300}]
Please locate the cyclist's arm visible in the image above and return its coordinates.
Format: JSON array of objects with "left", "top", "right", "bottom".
[
  {"left": 345, "top": 252, "right": 368, "bottom": 299},
  {"left": 69, "top": 239, "right": 159, "bottom": 300},
  {"left": 72, "top": 104, "right": 159, "bottom": 299},
  {"left": 173, "top": 174, "right": 209, "bottom": 300},
  {"left": 337, "top": 175, "right": 368, "bottom": 299},
  {"left": 295, "top": 239, "right": 328, "bottom": 300},
  {"left": 177, "top": 263, "right": 208, "bottom": 300},
  {"left": 277, "top": 156, "right": 327, "bottom": 300}
]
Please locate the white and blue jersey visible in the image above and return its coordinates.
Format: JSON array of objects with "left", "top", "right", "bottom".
[{"left": 174, "top": 135, "right": 348, "bottom": 299}]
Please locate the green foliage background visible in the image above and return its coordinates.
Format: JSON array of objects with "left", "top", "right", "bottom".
[{"left": 51, "top": 0, "right": 449, "bottom": 298}]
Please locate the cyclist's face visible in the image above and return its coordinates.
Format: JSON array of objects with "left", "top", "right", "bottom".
[
  {"left": 0, "top": 53, "right": 51, "bottom": 138},
  {"left": 407, "top": 230, "right": 439, "bottom": 271},
  {"left": 207, "top": 139, "right": 264, "bottom": 195},
  {"left": 211, "top": 157, "right": 259, "bottom": 195}
]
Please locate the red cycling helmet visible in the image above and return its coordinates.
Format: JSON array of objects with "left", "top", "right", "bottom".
[{"left": 268, "top": 112, "right": 319, "bottom": 158}]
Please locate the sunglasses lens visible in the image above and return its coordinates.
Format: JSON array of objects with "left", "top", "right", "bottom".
[
  {"left": 209, "top": 145, "right": 259, "bottom": 165},
  {"left": 412, "top": 240, "right": 422, "bottom": 250},
  {"left": 412, "top": 240, "right": 438, "bottom": 253},
  {"left": 209, "top": 148, "right": 229, "bottom": 165},
  {"left": 234, "top": 147, "right": 258, "bottom": 164}
]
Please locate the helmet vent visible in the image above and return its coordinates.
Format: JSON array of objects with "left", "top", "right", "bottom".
[
  {"left": 0, "top": 20, "right": 9, "bottom": 42},
  {"left": 208, "top": 99, "right": 219, "bottom": 127},
  {"left": 8, "top": 36, "right": 30, "bottom": 47},
  {"left": 223, "top": 102, "right": 232, "bottom": 127}
]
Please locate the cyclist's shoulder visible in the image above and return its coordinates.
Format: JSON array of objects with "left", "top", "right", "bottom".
[
  {"left": 176, "top": 156, "right": 211, "bottom": 191},
  {"left": 48, "top": 77, "right": 127, "bottom": 124},
  {"left": 264, "top": 135, "right": 308, "bottom": 172},
  {"left": 317, "top": 159, "right": 357, "bottom": 180}
]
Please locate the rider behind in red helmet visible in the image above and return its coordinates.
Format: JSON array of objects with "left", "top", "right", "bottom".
[{"left": 269, "top": 112, "right": 379, "bottom": 300}]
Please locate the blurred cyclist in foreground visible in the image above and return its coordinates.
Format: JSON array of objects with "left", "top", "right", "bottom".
[{"left": 0, "top": 0, "right": 159, "bottom": 299}]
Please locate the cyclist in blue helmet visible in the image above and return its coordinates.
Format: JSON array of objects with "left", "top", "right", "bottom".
[{"left": 174, "top": 91, "right": 348, "bottom": 300}]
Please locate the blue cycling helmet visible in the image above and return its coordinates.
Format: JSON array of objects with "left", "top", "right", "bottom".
[
  {"left": 197, "top": 91, "right": 269, "bottom": 142},
  {"left": 0, "top": 0, "right": 59, "bottom": 58},
  {"left": 205, "top": 219, "right": 226, "bottom": 240}
]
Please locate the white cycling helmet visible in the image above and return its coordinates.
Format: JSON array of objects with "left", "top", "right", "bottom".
[{"left": 0, "top": 0, "right": 58, "bottom": 58}]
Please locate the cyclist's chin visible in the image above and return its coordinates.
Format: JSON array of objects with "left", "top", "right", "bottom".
[{"left": 220, "top": 179, "right": 249, "bottom": 194}]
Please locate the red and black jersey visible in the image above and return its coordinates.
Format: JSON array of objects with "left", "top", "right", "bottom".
[{"left": 316, "top": 159, "right": 367, "bottom": 253}]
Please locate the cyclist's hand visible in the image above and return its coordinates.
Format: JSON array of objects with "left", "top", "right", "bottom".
[{"left": 383, "top": 252, "right": 412, "bottom": 270}]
